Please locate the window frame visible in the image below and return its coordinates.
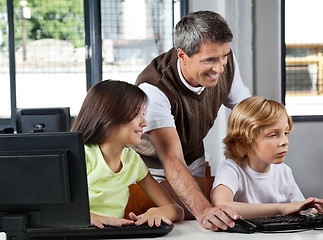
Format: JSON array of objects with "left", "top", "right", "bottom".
[
  {"left": 0, "top": 0, "right": 16, "bottom": 128},
  {"left": 281, "top": 0, "right": 323, "bottom": 122},
  {"left": 0, "top": 0, "right": 188, "bottom": 130}
]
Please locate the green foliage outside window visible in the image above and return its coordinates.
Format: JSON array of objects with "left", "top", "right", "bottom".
[{"left": 0, "top": 0, "right": 84, "bottom": 54}]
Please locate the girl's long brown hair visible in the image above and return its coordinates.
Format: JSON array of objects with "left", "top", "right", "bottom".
[{"left": 71, "top": 80, "right": 147, "bottom": 145}]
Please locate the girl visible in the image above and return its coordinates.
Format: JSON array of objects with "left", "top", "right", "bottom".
[
  {"left": 211, "top": 96, "right": 323, "bottom": 219},
  {"left": 71, "top": 80, "right": 184, "bottom": 229}
]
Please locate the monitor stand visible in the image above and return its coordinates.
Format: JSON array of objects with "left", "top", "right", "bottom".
[{"left": 2, "top": 214, "right": 29, "bottom": 240}]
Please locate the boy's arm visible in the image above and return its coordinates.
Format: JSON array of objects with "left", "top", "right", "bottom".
[{"left": 212, "top": 184, "right": 318, "bottom": 219}]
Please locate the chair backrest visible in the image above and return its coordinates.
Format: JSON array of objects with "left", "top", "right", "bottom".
[{"left": 124, "top": 176, "right": 215, "bottom": 220}]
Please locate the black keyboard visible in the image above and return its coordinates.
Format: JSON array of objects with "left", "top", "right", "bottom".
[
  {"left": 26, "top": 222, "right": 174, "bottom": 239},
  {"left": 227, "top": 213, "right": 323, "bottom": 233},
  {"left": 248, "top": 213, "right": 323, "bottom": 232}
]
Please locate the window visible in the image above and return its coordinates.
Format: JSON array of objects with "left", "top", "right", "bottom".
[
  {"left": 1, "top": 0, "right": 183, "bottom": 129},
  {"left": 14, "top": 0, "right": 86, "bottom": 116},
  {"left": 101, "top": 0, "right": 181, "bottom": 84},
  {"left": 284, "top": 0, "right": 323, "bottom": 118},
  {"left": 0, "top": 0, "right": 10, "bottom": 119},
  {"left": 0, "top": 0, "right": 86, "bottom": 125}
]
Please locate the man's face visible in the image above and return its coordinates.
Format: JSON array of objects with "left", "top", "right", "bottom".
[{"left": 178, "top": 41, "right": 231, "bottom": 88}]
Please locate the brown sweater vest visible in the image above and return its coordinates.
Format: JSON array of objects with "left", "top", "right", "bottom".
[{"left": 134, "top": 47, "right": 234, "bottom": 169}]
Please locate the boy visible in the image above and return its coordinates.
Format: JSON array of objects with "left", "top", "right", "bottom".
[{"left": 211, "top": 96, "right": 323, "bottom": 219}]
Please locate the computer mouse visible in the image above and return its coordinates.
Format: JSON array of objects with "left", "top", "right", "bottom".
[{"left": 225, "top": 218, "right": 257, "bottom": 234}]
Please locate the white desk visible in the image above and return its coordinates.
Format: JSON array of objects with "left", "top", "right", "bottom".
[
  {"left": 166, "top": 220, "right": 323, "bottom": 240},
  {"left": 1, "top": 220, "right": 323, "bottom": 240}
]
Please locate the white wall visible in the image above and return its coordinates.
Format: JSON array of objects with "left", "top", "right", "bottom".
[
  {"left": 253, "top": 0, "right": 282, "bottom": 100},
  {"left": 190, "top": 0, "right": 323, "bottom": 198}
]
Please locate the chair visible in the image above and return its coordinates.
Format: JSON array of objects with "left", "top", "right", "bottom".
[{"left": 124, "top": 176, "right": 215, "bottom": 220}]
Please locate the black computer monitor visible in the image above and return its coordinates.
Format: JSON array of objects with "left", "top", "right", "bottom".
[
  {"left": 0, "top": 132, "right": 90, "bottom": 239},
  {"left": 16, "top": 108, "right": 71, "bottom": 133}
]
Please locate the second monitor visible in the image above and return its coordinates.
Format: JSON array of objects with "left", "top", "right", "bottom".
[{"left": 16, "top": 107, "right": 71, "bottom": 133}]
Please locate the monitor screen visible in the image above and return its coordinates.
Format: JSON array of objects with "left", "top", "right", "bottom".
[
  {"left": 0, "top": 132, "right": 90, "bottom": 236},
  {"left": 16, "top": 108, "right": 71, "bottom": 133}
]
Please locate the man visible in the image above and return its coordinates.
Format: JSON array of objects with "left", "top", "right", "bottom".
[{"left": 134, "top": 10, "right": 250, "bottom": 231}]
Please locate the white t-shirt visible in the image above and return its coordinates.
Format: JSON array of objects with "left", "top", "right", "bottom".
[
  {"left": 212, "top": 159, "right": 305, "bottom": 204},
  {"left": 139, "top": 54, "right": 251, "bottom": 133}
]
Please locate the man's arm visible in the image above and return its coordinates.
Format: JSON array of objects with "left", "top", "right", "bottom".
[{"left": 147, "top": 127, "right": 238, "bottom": 231}]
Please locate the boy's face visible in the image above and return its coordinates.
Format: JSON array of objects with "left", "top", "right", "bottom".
[{"left": 247, "top": 116, "right": 290, "bottom": 173}]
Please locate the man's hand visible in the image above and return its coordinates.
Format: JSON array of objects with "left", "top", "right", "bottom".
[{"left": 197, "top": 205, "right": 238, "bottom": 231}]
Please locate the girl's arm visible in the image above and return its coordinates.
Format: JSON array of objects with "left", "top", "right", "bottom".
[
  {"left": 212, "top": 184, "right": 318, "bottom": 219},
  {"left": 129, "top": 173, "right": 184, "bottom": 226}
]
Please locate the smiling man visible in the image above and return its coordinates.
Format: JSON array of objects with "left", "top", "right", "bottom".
[{"left": 133, "top": 11, "right": 250, "bottom": 231}]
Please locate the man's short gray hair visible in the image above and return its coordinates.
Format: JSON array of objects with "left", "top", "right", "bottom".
[{"left": 174, "top": 11, "right": 233, "bottom": 57}]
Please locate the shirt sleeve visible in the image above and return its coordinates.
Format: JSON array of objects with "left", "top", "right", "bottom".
[
  {"left": 223, "top": 53, "right": 251, "bottom": 109},
  {"left": 138, "top": 83, "right": 175, "bottom": 133},
  {"left": 212, "top": 160, "right": 240, "bottom": 197},
  {"left": 84, "top": 145, "right": 94, "bottom": 176},
  {"left": 133, "top": 151, "right": 149, "bottom": 182}
]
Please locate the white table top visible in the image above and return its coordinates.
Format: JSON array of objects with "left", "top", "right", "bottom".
[
  {"left": 166, "top": 220, "right": 323, "bottom": 240},
  {"left": 1, "top": 220, "right": 323, "bottom": 240}
]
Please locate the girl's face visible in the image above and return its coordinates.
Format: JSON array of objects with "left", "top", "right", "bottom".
[
  {"left": 247, "top": 115, "right": 290, "bottom": 173},
  {"left": 114, "top": 105, "right": 147, "bottom": 147}
]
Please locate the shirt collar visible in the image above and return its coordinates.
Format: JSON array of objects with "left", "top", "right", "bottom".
[{"left": 177, "top": 59, "right": 205, "bottom": 95}]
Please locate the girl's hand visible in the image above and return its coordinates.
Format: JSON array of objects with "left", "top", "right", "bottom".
[
  {"left": 90, "top": 212, "right": 134, "bottom": 229},
  {"left": 128, "top": 208, "right": 172, "bottom": 227}
]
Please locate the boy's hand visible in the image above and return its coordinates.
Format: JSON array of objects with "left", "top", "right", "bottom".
[
  {"left": 281, "top": 198, "right": 316, "bottom": 216},
  {"left": 311, "top": 198, "right": 323, "bottom": 214}
]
